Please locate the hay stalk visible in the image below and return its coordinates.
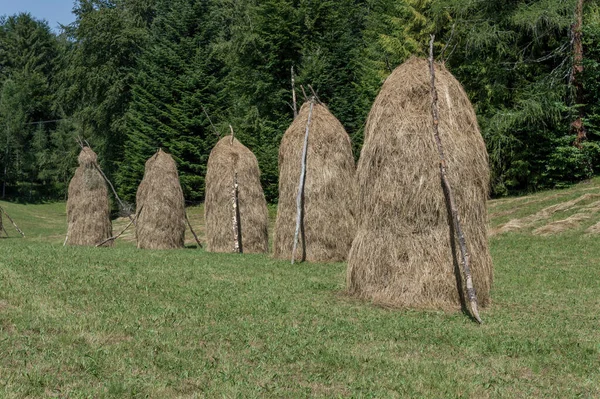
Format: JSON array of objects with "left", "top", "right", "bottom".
[
  {"left": 429, "top": 35, "right": 482, "bottom": 324},
  {"left": 75, "top": 140, "right": 134, "bottom": 224},
  {"left": 185, "top": 213, "right": 202, "bottom": 248},
  {"left": 0, "top": 206, "right": 24, "bottom": 237},
  {"left": 291, "top": 99, "right": 314, "bottom": 264}
]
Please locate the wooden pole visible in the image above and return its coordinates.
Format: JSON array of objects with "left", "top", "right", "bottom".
[
  {"left": 75, "top": 139, "right": 135, "bottom": 225},
  {"left": 202, "top": 104, "right": 221, "bottom": 137},
  {"left": 95, "top": 205, "right": 144, "bottom": 247},
  {"left": 230, "top": 125, "right": 235, "bottom": 145},
  {"left": 428, "top": 35, "right": 482, "bottom": 324},
  {"left": 231, "top": 171, "right": 242, "bottom": 253},
  {"left": 291, "top": 66, "right": 298, "bottom": 118},
  {"left": 185, "top": 212, "right": 202, "bottom": 248},
  {"left": 291, "top": 98, "right": 314, "bottom": 264},
  {"left": 0, "top": 206, "right": 24, "bottom": 237}
]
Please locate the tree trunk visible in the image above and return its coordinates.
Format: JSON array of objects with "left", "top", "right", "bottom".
[{"left": 572, "top": 0, "right": 586, "bottom": 147}]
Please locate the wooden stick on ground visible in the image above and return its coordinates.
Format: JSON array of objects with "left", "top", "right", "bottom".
[
  {"left": 0, "top": 207, "right": 24, "bottom": 237},
  {"left": 95, "top": 205, "right": 144, "bottom": 247},
  {"left": 185, "top": 212, "right": 202, "bottom": 248},
  {"left": 231, "top": 171, "right": 242, "bottom": 253},
  {"left": 428, "top": 35, "right": 482, "bottom": 324},
  {"left": 291, "top": 98, "right": 314, "bottom": 264}
]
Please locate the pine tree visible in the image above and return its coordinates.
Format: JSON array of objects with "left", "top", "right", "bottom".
[{"left": 117, "top": 0, "right": 226, "bottom": 203}]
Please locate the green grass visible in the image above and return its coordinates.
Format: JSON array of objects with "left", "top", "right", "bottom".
[{"left": 1, "top": 184, "right": 600, "bottom": 398}]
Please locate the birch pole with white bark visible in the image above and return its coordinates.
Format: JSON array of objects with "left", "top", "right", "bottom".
[
  {"left": 428, "top": 35, "right": 482, "bottom": 324},
  {"left": 291, "top": 98, "right": 314, "bottom": 264}
]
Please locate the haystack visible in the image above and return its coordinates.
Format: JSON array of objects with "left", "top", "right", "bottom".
[
  {"left": 347, "top": 57, "right": 493, "bottom": 309},
  {"left": 205, "top": 135, "right": 269, "bottom": 253},
  {"left": 273, "top": 101, "right": 356, "bottom": 262},
  {"left": 136, "top": 149, "right": 185, "bottom": 249},
  {"left": 66, "top": 147, "right": 113, "bottom": 246}
]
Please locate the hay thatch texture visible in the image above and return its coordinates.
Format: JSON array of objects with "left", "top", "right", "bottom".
[
  {"left": 493, "top": 193, "right": 600, "bottom": 235},
  {"left": 273, "top": 102, "right": 356, "bottom": 262},
  {"left": 205, "top": 135, "right": 269, "bottom": 253},
  {"left": 347, "top": 57, "right": 493, "bottom": 310},
  {"left": 66, "top": 148, "right": 113, "bottom": 247},
  {"left": 136, "top": 149, "right": 186, "bottom": 249}
]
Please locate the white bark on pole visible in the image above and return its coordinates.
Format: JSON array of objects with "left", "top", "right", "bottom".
[
  {"left": 428, "top": 35, "right": 482, "bottom": 324},
  {"left": 291, "top": 66, "right": 298, "bottom": 118},
  {"left": 232, "top": 171, "right": 242, "bottom": 253},
  {"left": 0, "top": 207, "right": 24, "bottom": 237},
  {"left": 291, "top": 98, "right": 314, "bottom": 264}
]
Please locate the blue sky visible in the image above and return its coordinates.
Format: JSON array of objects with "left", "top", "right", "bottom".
[{"left": 0, "top": 0, "right": 76, "bottom": 32}]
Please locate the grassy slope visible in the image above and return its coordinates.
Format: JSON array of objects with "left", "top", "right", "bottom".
[{"left": 0, "top": 182, "right": 599, "bottom": 398}]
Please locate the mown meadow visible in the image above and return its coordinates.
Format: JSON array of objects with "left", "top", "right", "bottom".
[{"left": 1, "top": 180, "right": 600, "bottom": 398}]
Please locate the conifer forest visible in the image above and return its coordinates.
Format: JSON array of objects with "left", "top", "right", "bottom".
[{"left": 1, "top": 0, "right": 599, "bottom": 204}]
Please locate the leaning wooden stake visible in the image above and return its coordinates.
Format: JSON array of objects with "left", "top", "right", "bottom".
[
  {"left": 231, "top": 172, "right": 242, "bottom": 253},
  {"left": 291, "top": 98, "right": 314, "bottom": 264},
  {"left": 428, "top": 35, "right": 482, "bottom": 324},
  {"left": 95, "top": 205, "right": 144, "bottom": 247},
  {"left": 75, "top": 139, "right": 135, "bottom": 225},
  {"left": 291, "top": 66, "right": 298, "bottom": 118},
  {"left": 185, "top": 212, "right": 202, "bottom": 248},
  {"left": 0, "top": 207, "right": 24, "bottom": 237}
]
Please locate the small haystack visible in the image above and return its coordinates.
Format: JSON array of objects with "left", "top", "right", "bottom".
[
  {"left": 347, "top": 57, "right": 493, "bottom": 309},
  {"left": 205, "top": 135, "right": 269, "bottom": 253},
  {"left": 136, "top": 149, "right": 186, "bottom": 249},
  {"left": 273, "top": 101, "right": 356, "bottom": 262},
  {"left": 66, "top": 147, "right": 113, "bottom": 246}
]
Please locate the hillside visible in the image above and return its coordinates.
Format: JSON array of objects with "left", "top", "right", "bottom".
[{"left": 0, "top": 182, "right": 599, "bottom": 397}]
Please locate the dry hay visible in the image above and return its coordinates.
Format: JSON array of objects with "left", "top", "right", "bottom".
[
  {"left": 346, "top": 57, "right": 493, "bottom": 310},
  {"left": 273, "top": 101, "right": 356, "bottom": 262},
  {"left": 136, "top": 149, "right": 186, "bottom": 249},
  {"left": 533, "top": 199, "right": 600, "bottom": 236},
  {"left": 533, "top": 213, "right": 592, "bottom": 236},
  {"left": 66, "top": 147, "right": 113, "bottom": 247},
  {"left": 494, "top": 193, "right": 600, "bottom": 235},
  {"left": 585, "top": 220, "right": 600, "bottom": 234},
  {"left": 204, "top": 135, "right": 269, "bottom": 253}
]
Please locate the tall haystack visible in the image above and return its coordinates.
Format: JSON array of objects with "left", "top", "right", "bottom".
[
  {"left": 274, "top": 101, "right": 356, "bottom": 262},
  {"left": 205, "top": 135, "right": 269, "bottom": 253},
  {"left": 136, "top": 149, "right": 186, "bottom": 249},
  {"left": 66, "top": 147, "right": 113, "bottom": 247},
  {"left": 347, "top": 57, "right": 493, "bottom": 310}
]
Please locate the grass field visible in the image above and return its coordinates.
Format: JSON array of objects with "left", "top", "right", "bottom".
[{"left": 1, "top": 181, "right": 600, "bottom": 398}]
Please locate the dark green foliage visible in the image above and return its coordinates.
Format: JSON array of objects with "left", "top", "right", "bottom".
[
  {"left": 2, "top": 0, "right": 600, "bottom": 202},
  {"left": 0, "top": 13, "right": 63, "bottom": 200},
  {"left": 116, "top": 0, "right": 224, "bottom": 203}
]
